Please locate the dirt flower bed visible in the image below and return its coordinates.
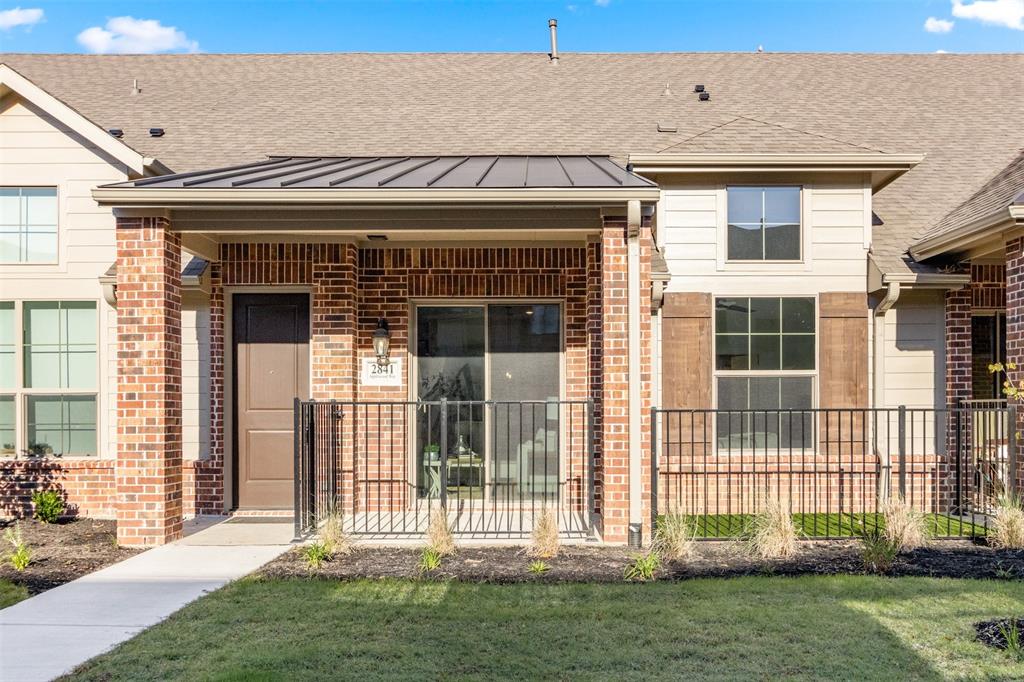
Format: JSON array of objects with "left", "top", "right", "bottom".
[
  {"left": 261, "top": 538, "right": 1024, "bottom": 583},
  {"left": 0, "top": 518, "right": 140, "bottom": 595},
  {"left": 975, "top": 617, "right": 1024, "bottom": 654}
]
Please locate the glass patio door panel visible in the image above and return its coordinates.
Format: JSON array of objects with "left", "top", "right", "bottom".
[
  {"left": 489, "top": 305, "right": 561, "bottom": 501},
  {"left": 416, "top": 307, "right": 485, "bottom": 497},
  {"left": 414, "top": 303, "right": 562, "bottom": 502}
]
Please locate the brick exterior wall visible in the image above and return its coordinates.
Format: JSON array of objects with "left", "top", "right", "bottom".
[
  {"left": 115, "top": 217, "right": 183, "bottom": 546},
  {"left": 971, "top": 263, "right": 1006, "bottom": 309},
  {"left": 0, "top": 459, "right": 116, "bottom": 519}
]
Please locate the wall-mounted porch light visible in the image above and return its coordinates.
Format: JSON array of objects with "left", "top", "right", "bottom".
[{"left": 372, "top": 318, "right": 391, "bottom": 366}]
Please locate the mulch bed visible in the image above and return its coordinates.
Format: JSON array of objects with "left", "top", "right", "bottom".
[
  {"left": 260, "top": 539, "right": 1024, "bottom": 583},
  {"left": 0, "top": 518, "right": 141, "bottom": 596},
  {"left": 975, "top": 617, "right": 1024, "bottom": 652}
]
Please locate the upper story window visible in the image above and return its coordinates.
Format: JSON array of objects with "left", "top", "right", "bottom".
[
  {"left": 0, "top": 187, "right": 58, "bottom": 264},
  {"left": 726, "top": 186, "right": 801, "bottom": 261}
]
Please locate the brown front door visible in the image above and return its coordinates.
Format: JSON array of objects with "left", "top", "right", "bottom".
[{"left": 233, "top": 293, "right": 310, "bottom": 509}]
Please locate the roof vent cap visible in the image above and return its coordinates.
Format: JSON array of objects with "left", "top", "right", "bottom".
[
  {"left": 108, "top": 128, "right": 123, "bottom": 138},
  {"left": 149, "top": 128, "right": 165, "bottom": 137},
  {"left": 694, "top": 84, "right": 705, "bottom": 93},
  {"left": 698, "top": 92, "right": 710, "bottom": 102}
]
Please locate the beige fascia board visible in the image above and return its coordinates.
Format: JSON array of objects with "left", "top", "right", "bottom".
[
  {"left": 1010, "top": 205, "right": 1024, "bottom": 221},
  {"left": 628, "top": 152, "right": 923, "bottom": 191},
  {"left": 92, "top": 186, "right": 661, "bottom": 207},
  {"left": 0, "top": 64, "right": 153, "bottom": 177},
  {"left": 628, "top": 152, "right": 924, "bottom": 172},
  {"left": 909, "top": 209, "right": 1015, "bottom": 261}
]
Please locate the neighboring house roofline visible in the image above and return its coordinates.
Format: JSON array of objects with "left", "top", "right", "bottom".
[
  {"left": 0, "top": 63, "right": 167, "bottom": 177},
  {"left": 627, "top": 152, "right": 924, "bottom": 192},
  {"left": 909, "top": 204, "right": 1022, "bottom": 261}
]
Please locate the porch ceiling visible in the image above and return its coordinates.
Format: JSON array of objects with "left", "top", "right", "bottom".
[{"left": 93, "top": 155, "right": 660, "bottom": 207}]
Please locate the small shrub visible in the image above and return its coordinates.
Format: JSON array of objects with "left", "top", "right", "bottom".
[
  {"left": 623, "top": 552, "right": 660, "bottom": 582},
  {"left": 861, "top": 528, "right": 899, "bottom": 574},
  {"left": 302, "top": 541, "right": 333, "bottom": 569},
  {"left": 745, "top": 498, "right": 798, "bottom": 560},
  {"left": 994, "top": 561, "right": 1017, "bottom": 580},
  {"left": 991, "top": 495, "right": 1024, "bottom": 550},
  {"left": 652, "top": 513, "right": 696, "bottom": 562},
  {"left": 418, "top": 547, "right": 442, "bottom": 572},
  {"left": 528, "top": 560, "right": 550, "bottom": 574},
  {"left": 880, "top": 494, "right": 929, "bottom": 552},
  {"left": 4, "top": 524, "right": 31, "bottom": 572},
  {"left": 426, "top": 507, "right": 455, "bottom": 556},
  {"left": 319, "top": 506, "right": 352, "bottom": 557},
  {"left": 32, "top": 490, "right": 65, "bottom": 524},
  {"left": 528, "top": 507, "right": 559, "bottom": 558}
]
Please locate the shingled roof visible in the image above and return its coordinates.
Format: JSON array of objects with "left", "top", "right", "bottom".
[
  {"left": 911, "top": 151, "right": 1024, "bottom": 256},
  {"left": 2, "top": 52, "right": 1022, "bottom": 277}
]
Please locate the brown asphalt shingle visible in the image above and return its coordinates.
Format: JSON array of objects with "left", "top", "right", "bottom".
[{"left": 2, "top": 52, "right": 1022, "bottom": 277}]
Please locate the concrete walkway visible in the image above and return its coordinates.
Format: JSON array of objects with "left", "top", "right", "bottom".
[{"left": 0, "top": 517, "right": 293, "bottom": 682}]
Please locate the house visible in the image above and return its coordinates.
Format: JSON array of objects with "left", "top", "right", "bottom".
[{"left": 0, "top": 50, "right": 1021, "bottom": 546}]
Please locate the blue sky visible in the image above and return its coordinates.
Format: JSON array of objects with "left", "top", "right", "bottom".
[{"left": 1, "top": 1, "right": 1022, "bottom": 54}]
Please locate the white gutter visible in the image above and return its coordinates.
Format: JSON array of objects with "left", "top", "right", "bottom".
[
  {"left": 873, "top": 282, "right": 900, "bottom": 502},
  {"left": 626, "top": 199, "right": 643, "bottom": 546}
]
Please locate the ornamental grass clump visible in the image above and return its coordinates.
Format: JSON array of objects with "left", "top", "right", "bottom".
[
  {"left": 880, "top": 494, "right": 930, "bottom": 552},
  {"left": 652, "top": 513, "right": 697, "bottom": 562},
  {"left": 991, "top": 495, "right": 1024, "bottom": 550},
  {"left": 319, "top": 505, "right": 353, "bottom": 557},
  {"left": 528, "top": 507, "right": 559, "bottom": 558},
  {"left": 860, "top": 528, "right": 899, "bottom": 574},
  {"left": 426, "top": 507, "right": 455, "bottom": 557},
  {"left": 745, "top": 497, "right": 799, "bottom": 560}
]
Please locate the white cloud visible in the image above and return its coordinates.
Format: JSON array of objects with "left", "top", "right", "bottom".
[
  {"left": 936, "top": 49, "right": 950, "bottom": 52},
  {"left": 951, "top": 0, "right": 1024, "bottom": 30},
  {"left": 76, "top": 16, "right": 199, "bottom": 54},
  {"left": 924, "top": 17, "right": 955, "bottom": 32},
  {"left": 0, "top": 7, "right": 43, "bottom": 30},
  {"left": 594, "top": 0, "right": 611, "bottom": 6}
]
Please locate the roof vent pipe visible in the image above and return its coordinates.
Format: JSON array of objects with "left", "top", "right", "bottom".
[
  {"left": 548, "top": 19, "right": 559, "bottom": 64},
  {"left": 131, "top": 79, "right": 141, "bottom": 96}
]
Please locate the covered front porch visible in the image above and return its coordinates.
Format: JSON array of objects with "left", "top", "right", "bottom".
[{"left": 94, "top": 156, "right": 660, "bottom": 546}]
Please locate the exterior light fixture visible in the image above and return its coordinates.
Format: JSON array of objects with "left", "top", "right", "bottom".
[{"left": 372, "top": 318, "right": 391, "bottom": 366}]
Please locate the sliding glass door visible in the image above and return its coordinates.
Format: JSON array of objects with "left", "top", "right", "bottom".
[{"left": 415, "top": 303, "right": 561, "bottom": 501}]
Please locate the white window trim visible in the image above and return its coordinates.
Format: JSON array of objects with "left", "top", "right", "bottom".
[
  {"left": 716, "top": 183, "right": 814, "bottom": 273},
  {"left": 1, "top": 299, "right": 100, "bottom": 458},
  {"left": 0, "top": 186, "right": 60, "bottom": 267},
  {"left": 712, "top": 295, "right": 820, "bottom": 453}
]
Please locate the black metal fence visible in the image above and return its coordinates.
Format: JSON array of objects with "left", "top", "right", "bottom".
[
  {"left": 651, "top": 403, "right": 1017, "bottom": 539},
  {"left": 296, "top": 398, "right": 594, "bottom": 538}
]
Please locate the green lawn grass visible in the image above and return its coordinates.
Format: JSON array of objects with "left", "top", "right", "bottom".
[
  {"left": 65, "top": 576, "right": 1023, "bottom": 681},
  {"left": 0, "top": 578, "right": 28, "bottom": 609},
  {"left": 675, "top": 512, "right": 987, "bottom": 539}
]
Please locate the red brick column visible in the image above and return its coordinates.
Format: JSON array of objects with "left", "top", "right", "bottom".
[
  {"left": 945, "top": 287, "right": 972, "bottom": 411},
  {"left": 1006, "top": 237, "right": 1024, "bottom": 494},
  {"left": 115, "top": 216, "right": 183, "bottom": 546},
  {"left": 598, "top": 218, "right": 630, "bottom": 544}
]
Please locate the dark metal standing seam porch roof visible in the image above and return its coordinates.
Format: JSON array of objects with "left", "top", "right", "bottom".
[{"left": 111, "top": 155, "right": 657, "bottom": 190}]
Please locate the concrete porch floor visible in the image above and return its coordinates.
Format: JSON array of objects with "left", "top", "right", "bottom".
[{"left": 0, "top": 517, "right": 293, "bottom": 682}]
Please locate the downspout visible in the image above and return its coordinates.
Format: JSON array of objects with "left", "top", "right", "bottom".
[
  {"left": 627, "top": 199, "right": 643, "bottom": 546},
  {"left": 873, "top": 281, "right": 900, "bottom": 501}
]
